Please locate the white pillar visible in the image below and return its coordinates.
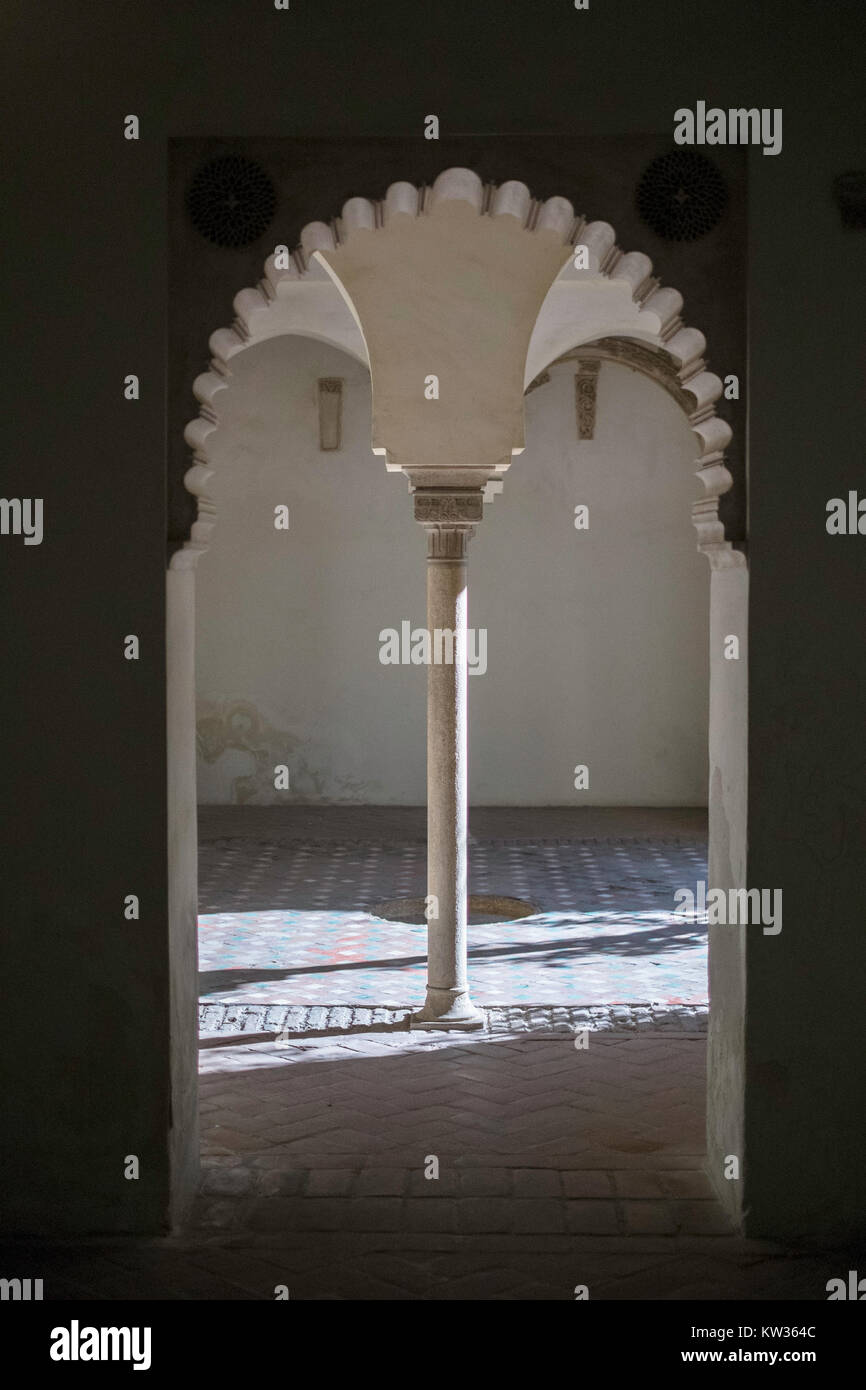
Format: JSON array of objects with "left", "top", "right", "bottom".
[
  {"left": 166, "top": 561, "right": 201, "bottom": 1221},
  {"left": 411, "top": 490, "right": 485, "bottom": 1029}
]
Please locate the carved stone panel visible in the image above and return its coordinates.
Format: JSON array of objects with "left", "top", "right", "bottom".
[
  {"left": 317, "top": 378, "right": 343, "bottom": 450},
  {"left": 575, "top": 360, "right": 601, "bottom": 440},
  {"left": 413, "top": 491, "right": 484, "bottom": 525}
]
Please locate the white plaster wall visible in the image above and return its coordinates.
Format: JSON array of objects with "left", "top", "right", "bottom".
[
  {"left": 705, "top": 562, "right": 749, "bottom": 1224},
  {"left": 195, "top": 335, "right": 708, "bottom": 805}
]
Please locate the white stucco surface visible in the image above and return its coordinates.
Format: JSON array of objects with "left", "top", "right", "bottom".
[{"left": 195, "top": 334, "right": 708, "bottom": 805}]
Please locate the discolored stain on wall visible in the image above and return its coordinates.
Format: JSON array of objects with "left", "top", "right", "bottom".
[{"left": 196, "top": 698, "right": 298, "bottom": 804}]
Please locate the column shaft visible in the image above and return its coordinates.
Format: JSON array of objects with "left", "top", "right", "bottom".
[
  {"left": 411, "top": 503, "right": 484, "bottom": 1029},
  {"left": 426, "top": 548, "right": 469, "bottom": 1007}
]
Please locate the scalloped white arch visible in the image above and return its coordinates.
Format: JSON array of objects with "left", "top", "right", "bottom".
[
  {"left": 167, "top": 171, "right": 750, "bottom": 1231},
  {"left": 176, "top": 167, "right": 742, "bottom": 572}
]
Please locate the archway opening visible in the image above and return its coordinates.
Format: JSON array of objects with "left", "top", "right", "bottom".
[
  {"left": 168, "top": 169, "right": 748, "bottom": 1246},
  {"left": 192, "top": 333, "right": 712, "bottom": 1020}
]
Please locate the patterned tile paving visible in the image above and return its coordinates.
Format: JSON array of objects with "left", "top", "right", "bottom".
[{"left": 199, "top": 838, "right": 708, "bottom": 1007}]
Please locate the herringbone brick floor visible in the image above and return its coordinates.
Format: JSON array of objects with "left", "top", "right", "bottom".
[
  {"left": 198, "top": 1029, "right": 708, "bottom": 1170},
  {"left": 6, "top": 815, "right": 840, "bottom": 1299},
  {"left": 7, "top": 1027, "right": 851, "bottom": 1299},
  {"left": 183, "top": 1027, "right": 844, "bottom": 1300}
]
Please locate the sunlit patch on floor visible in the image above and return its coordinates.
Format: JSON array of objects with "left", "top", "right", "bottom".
[{"left": 199, "top": 908, "right": 707, "bottom": 1006}]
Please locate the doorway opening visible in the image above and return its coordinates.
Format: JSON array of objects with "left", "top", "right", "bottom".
[{"left": 168, "top": 169, "right": 748, "bottom": 1260}]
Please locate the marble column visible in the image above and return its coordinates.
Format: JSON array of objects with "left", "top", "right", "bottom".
[{"left": 411, "top": 489, "right": 485, "bottom": 1029}]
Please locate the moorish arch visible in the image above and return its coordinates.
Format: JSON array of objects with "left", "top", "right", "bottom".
[
  {"left": 178, "top": 168, "right": 740, "bottom": 570},
  {"left": 167, "top": 168, "right": 748, "bottom": 1223}
]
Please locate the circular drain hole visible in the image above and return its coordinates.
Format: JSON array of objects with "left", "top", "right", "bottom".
[{"left": 373, "top": 894, "right": 538, "bottom": 926}]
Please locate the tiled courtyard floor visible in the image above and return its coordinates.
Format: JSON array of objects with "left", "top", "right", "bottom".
[{"left": 198, "top": 809, "right": 709, "bottom": 1008}]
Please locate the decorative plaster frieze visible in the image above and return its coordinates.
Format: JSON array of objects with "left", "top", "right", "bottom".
[
  {"left": 538, "top": 338, "right": 695, "bottom": 414},
  {"left": 413, "top": 491, "right": 484, "bottom": 525}
]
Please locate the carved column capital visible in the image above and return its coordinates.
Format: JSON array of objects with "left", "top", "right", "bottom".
[{"left": 413, "top": 488, "right": 484, "bottom": 560}]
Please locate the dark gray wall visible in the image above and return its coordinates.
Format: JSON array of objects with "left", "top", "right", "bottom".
[
  {"left": 1, "top": 0, "right": 864, "bottom": 1237},
  {"left": 745, "top": 104, "right": 866, "bottom": 1238}
]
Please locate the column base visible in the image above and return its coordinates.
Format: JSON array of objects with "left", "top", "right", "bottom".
[{"left": 410, "top": 989, "right": 485, "bottom": 1031}]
